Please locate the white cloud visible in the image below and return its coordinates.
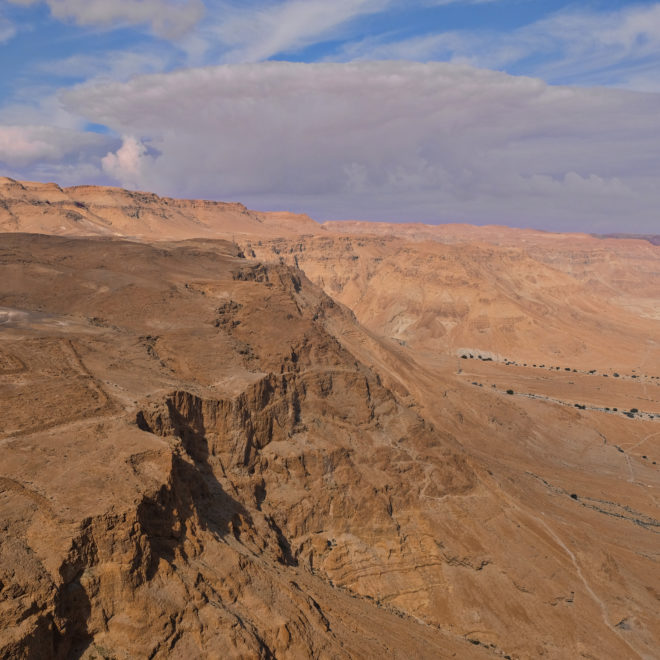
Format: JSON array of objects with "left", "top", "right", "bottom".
[
  {"left": 204, "top": 0, "right": 393, "bottom": 63},
  {"left": 0, "top": 14, "right": 16, "bottom": 43},
  {"left": 7, "top": 0, "right": 205, "bottom": 38},
  {"left": 0, "top": 125, "right": 114, "bottom": 185},
  {"left": 101, "top": 136, "right": 154, "bottom": 188},
  {"left": 329, "top": 3, "right": 660, "bottom": 92},
  {"left": 36, "top": 50, "right": 170, "bottom": 82},
  {"left": 528, "top": 3, "right": 660, "bottom": 89},
  {"left": 56, "top": 60, "right": 660, "bottom": 232},
  {"left": 0, "top": 124, "right": 111, "bottom": 167},
  {"left": 193, "top": 0, "right": 497, "bottom": 64},
  {"left": 0, "top": 84, "right": 95, "bottom": 136},
  {"left": 0, "top": 122, "right": 118, "bottom": 186}
]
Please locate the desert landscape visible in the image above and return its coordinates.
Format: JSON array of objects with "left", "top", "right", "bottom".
[{"left": 0, "top": 178, "right": 658, "bottom": 659}]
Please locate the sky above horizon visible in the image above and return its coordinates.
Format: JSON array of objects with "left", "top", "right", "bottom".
[{"left": 1, "top": 0, "right": 660, "bottom": 232}]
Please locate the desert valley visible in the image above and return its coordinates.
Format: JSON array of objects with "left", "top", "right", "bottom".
[{"left": 0, "top": 177, "right": 659, "bottom": 659}]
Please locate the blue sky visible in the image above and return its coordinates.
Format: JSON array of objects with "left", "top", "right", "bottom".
[{"left": 1, "top": 0, "right": 660, "bottom": 231}]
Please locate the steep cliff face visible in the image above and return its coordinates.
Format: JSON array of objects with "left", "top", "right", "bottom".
[
  {"left": 3, "top": 426, "right": 481, "bottom": 659},
  {"left": 135, "top": 364, "right": 478, "bottom": 575}
]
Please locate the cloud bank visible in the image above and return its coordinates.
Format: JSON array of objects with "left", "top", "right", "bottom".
[
  {"left": 52, "top": 60, "right": 660, "bottom": 232},
  {"left": 0, "top": 124, "right": 110, "bottom": 167}
]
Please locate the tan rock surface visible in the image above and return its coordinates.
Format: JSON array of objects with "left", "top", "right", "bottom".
[
  {"left": 1, "top": 181, "right": 659, "bottom": 659},
  {"left": 0, "top": 178, "right": 321, "bottom": 240}
]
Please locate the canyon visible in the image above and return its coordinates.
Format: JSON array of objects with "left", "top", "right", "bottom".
[{"left": 1, "top": 178, "right": 659, "bottom": 659}]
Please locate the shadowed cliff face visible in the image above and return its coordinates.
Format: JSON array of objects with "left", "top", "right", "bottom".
[{"left": 1, "top": 184, "right": 659, "bottom": 659}]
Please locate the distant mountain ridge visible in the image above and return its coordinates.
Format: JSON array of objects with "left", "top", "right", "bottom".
[{"left": 592, "top": 232, "right": 660, "bottom": 246}]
